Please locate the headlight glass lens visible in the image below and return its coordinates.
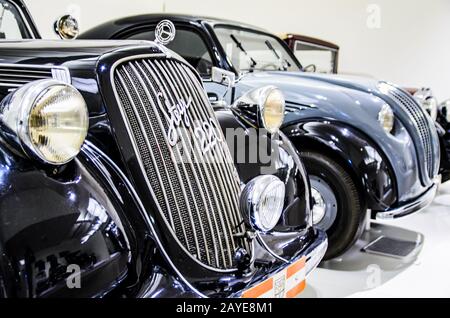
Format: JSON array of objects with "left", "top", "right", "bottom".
[
  {"left": 378, "top": 104, "right": 394, "bottom": 133},
  {"left": 262, "top": 89, "right": 285, "bottom": 134},
  {"left": 241, "top": 175, "right": 285, "bottom": 232},
  {"left": 28, "top": 84, "right": 88, "bottom": 164}
]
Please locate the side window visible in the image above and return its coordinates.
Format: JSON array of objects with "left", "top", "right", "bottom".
[
  {"left": 128, "top": 28, "right": 214, "bottom": 77},
  {"left": 0, "top": 0, "right": 31, "bottom": 39},
  {"left": 293, "top": 40, "right": 336, "bottom": 74}
]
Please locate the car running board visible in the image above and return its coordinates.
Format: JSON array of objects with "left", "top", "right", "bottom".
[{"left": 361, "top": 223, "right": 424, "bottom": 260}]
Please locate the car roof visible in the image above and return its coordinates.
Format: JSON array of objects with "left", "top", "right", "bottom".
[{"left": 113, "top": 13, "right": 269, "bottom": 33}]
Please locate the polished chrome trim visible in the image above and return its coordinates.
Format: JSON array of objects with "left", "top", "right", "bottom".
[
  {"left": 164, "top": 61, "right": 239, "bottom": 263},
  {"left": 255, "top": 232, "right": 289, "bottom": 263},
  {"left": 146, "top": 59, "right": 223, "bottom": 265},
  {"left": 0, "top": 79, "right": 86, "bottom": 165},
  {"left": 376, "top": 182, "right": 438, "bottom": 220},
  {"left": 124, "top": 61, "right": 203, "bottom": 260},
  {"left": 0, "top": 63, "right": 71, "bottom": 88},
  {"left": 146, "top": 60, "right": 213, "bottom": 261},
  {"left": 109, "top": 54, "right": 244, "bottom": 273},
  {"left": 233, "top": 229, "right": 328, "bottom": 297}
]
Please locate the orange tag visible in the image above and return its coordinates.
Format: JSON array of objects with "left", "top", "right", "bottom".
[{"left": 241, "top": 257, "right": 306, "bottom": 298}]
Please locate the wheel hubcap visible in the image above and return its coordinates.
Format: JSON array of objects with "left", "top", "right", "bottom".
[{"left": 310, "top": 175, "right": 338, "bottom": 231}]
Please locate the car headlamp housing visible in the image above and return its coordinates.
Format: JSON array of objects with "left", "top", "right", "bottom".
[
  {"left": 0, "top": 79, "right": 89, "bottom": 165},
  {"left": 233, "top": 86, "right": 285, "bottom": 134},
  {"left": 240, "top": 175, "right": 286, "bottom": 232},
  {"left": 378, "top": 104, "right": 395, "bottom": 134}
]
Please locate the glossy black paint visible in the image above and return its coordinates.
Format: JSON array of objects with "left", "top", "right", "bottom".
[{"left": 0, "top": 1, "right": 320, "bottom": 297}]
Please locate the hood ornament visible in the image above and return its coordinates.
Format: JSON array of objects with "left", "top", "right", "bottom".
[{"left": 155, "top": 20, "right": 176, "bottom": 45}]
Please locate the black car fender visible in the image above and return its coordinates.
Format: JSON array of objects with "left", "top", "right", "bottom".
[
  {"left": 215, "top": 109, "right": 310, "bottom": 231},
  {"left": 282, "top": 120, "right": 397, "bottom": 212}
]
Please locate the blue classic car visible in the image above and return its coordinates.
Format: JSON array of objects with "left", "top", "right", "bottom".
[{"left": 82, "top": 14, "right": 441, "bottom": 260}]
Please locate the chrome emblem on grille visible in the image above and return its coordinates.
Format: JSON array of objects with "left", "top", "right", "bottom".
[
  {"left": 155, "top": 20, "right": 176, "bottom": 45},
  {"left": 164, "top": 96, "right": 192, "bottom": 146},
  {"left": 194, "top": 118, "right": 223, "bottom": 154}
]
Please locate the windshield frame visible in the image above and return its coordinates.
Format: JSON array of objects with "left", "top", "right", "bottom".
[
  {"left": 0, "top": 0, "right": 39, "bottom": 40},
  {"left": 211, "top": 23, "right": 303, "bottom": 75}
]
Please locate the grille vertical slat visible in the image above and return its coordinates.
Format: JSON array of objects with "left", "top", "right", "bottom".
[
  {"left": 115, "top": 70, "right": 196, "bottom": 255},
  {"left": 121, "top": 63, "right": 202, "bottom": 258},
  {"left": 142, "top": 60, "right": 229, "bottom": 267},
  {"left": 136, "top": 60, "right": 215, "bottom": 265},
  {"left": 172, "top": 62, "right": 249, "bottom": 251},
  {"left": 386, "top": 86, "right": 434, "bottom": 179},
  {"left": 176, "top": 64, "right": 244, "bottom": 213},
  {"left": 149, "top": 59, "right": 237, "bottom": 266},
  {"left": 165, "top": 61, "right": 245, "bottom": 244},
  {"left": 113, "top": 57, "right": 249, "bottom": 269}
]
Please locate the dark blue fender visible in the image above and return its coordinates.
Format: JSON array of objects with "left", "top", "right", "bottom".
[{"left": 282, "top": 120, "right": 397, "bottom": 212}]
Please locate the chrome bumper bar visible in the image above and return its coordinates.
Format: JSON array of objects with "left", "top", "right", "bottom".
[{"left": 376, "top": 180, "right": 439, "bottom": 220}]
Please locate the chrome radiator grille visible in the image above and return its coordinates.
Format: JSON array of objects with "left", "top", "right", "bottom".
[
  {"left": 387, "top": 87, "right": 434, "bottom": 178},
  {"left": 112, "top": 57, "right": 248, "bottom": 270}
]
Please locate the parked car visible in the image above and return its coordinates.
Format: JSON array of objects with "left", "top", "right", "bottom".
[
  {"left": 283, "top": 33, "right": 448, "bottom": 184},
  {"left": 0, "top": 1, "right": 327, "bottom": 298},
  {"left": 282, "top": 33, "right": 339, "bottom": 74},
  {"left": 82, "top": 14, "right": 441, "bottom": 260}
]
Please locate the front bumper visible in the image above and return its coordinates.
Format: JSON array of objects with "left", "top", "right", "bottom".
[
  {"left": 231, "top": 229, "right": 327, "bottom": 297},
  {"left": 375, "top": 178, "right": 439, "bottom": 220}
]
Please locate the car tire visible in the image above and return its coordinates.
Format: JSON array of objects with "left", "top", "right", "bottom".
[{"left": 301, "top": 151, "right": 365, "bottom": 260}]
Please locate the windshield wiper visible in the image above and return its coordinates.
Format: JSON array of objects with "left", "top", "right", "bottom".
[
  {"left": 230, "top": 34, "right": 257, "bottom": 72},
  {"left": 264, "top": 40, "right": 290, "bottom": 71}
]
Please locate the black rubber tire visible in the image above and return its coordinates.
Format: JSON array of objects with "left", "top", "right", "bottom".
[{"left": 301, "top": 151, "right": 365, "bottom": 260}]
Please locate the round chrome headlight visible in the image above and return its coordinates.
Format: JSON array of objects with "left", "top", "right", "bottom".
[
  {"left": 422, "top": 97, "right": 438, "bottom": 121},
  {"left": 261, "top": 88, "right": 285, "bottom": 134},
  {"left": 233, "top": 86, "right": 285, "bottom": 134},
  {"left": 378, "top": 104, "right": 394, "bottom": 134},
  {"left": 240, "top": 175, "right": 285, "bottom": 232},
  {"left": 0, "top": 79, "right": 88, "bottom": 165}
]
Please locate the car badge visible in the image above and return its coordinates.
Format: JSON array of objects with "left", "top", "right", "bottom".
[{"left": 155, "top": 20, "right": 176, "bottom": 45}]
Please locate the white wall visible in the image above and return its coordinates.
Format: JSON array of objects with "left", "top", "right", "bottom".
[{"left": 24, "top": 0, "right": 450, "bottom": 101}]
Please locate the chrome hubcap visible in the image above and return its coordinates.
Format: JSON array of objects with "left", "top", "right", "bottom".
[{"left": 310, "top": 175, "right": 338, "bottom": 231}]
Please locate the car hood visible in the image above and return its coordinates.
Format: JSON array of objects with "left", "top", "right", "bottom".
[{"left": 235, "top": 71, "right": 389, "bottom": 130}]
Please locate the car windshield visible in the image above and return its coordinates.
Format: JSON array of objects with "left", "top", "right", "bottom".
[
  {"left": 214, "top": 26, "right": 300, "bottom": 73},
  {"left": 0, "top": 0, "right": 31, "bottom": 39}
]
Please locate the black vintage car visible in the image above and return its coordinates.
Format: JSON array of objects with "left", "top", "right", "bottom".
[
  {"left": 82, "top": 14, "right": 441, "bottom": 260},
  {"left": 0, "top": 0, "right": 326, "bottom": 298}
]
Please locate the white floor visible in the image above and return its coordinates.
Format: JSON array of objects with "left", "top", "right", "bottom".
[{"left": 300, "top": 182, "right": 450, "bottom": 298}]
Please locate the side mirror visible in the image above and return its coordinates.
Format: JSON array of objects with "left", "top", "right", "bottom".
[
  {"left": 303, "top": 64, "right": 317, "bottom": 73},
  {"left": 211, "top": 67, "right": 236, "bottom": 86},
  {"left": 54, "top": 15, "right": 79, "bottom": 40},
  {"left": 210, "top": 67, "right": 237, "bottom": 108}
]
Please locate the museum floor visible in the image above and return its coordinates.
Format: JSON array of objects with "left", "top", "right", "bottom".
[{"left": 301, "top": 181, "right": 450, "bottom": 298}]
